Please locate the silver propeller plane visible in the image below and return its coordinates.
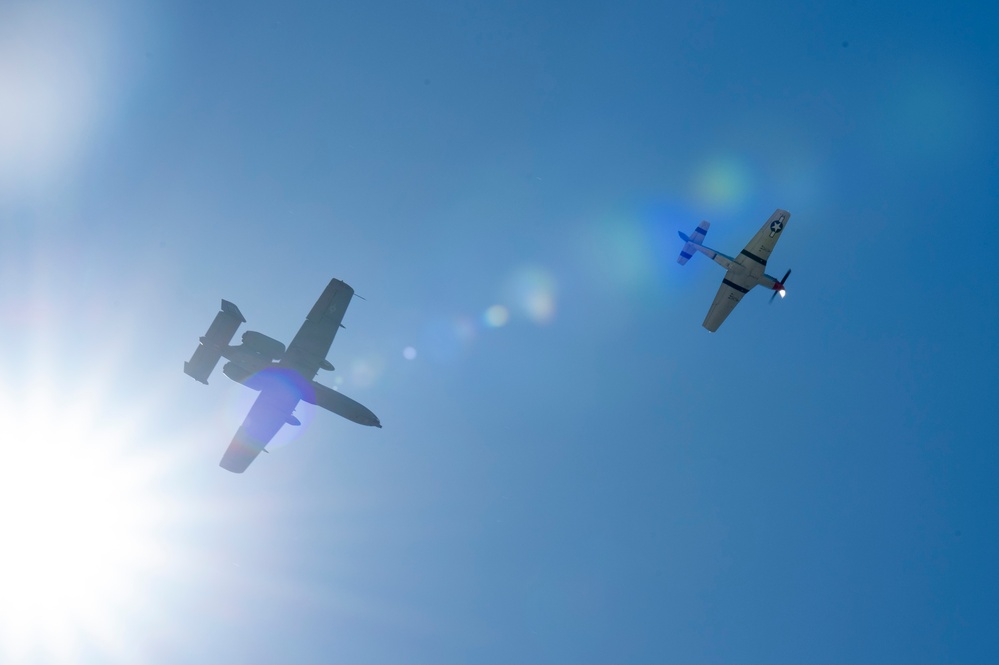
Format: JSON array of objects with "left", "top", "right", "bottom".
[
  {"left": 185, "top": 278, "right": 381, "bottom": 473},
  {"left": 677, "top": 209, "right": 792, "bottom": 332}
]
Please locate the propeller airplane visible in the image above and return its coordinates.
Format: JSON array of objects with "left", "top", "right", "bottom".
[{"left": 677, "top": 209, "right": 792, "bottom": 332}]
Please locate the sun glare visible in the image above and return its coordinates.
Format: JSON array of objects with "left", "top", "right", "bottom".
[{"left": 0, "top": 377, "right": 179, "bottom": 663}]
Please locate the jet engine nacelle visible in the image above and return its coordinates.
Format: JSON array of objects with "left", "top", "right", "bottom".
[{"left": 241, "top": 331, "right": 286, "bottom": 360}]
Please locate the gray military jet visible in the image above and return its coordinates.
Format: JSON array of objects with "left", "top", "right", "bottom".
[
  {"left": 677, "top": 209, "right": 792, "bottom": 332},
  {"left": 185, "top": 278, "right": 381, "bottom": 473}
]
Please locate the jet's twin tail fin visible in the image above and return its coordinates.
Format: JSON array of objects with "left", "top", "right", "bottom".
[
  {"left": 677, "top": 221, "right": 710, "bottom": 265},
  {"left": 184, "top": 299, "right": 246, "bottom": 384}
]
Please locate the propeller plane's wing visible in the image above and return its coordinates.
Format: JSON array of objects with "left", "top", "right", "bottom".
[
  {"left": 703, "top": 278, "right": 750, "bottom": 332},
  {"left": 737, "top": 209, "right": 789, "bottom": 268}
]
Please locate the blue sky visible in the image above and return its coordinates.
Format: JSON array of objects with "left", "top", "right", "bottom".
[{"left": 1, "top": 0, "right": 997, "bottom": 663}]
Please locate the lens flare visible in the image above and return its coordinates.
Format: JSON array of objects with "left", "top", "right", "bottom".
[
  {"left": 692, "top": 156, "right": 753, "bottom": 212},
  {"left": 505, "top": 266, "right": 557, "bottom": 324},
  {"left": 420, "top": 316, "right": 475, "bottom": 363},
  {"left": 577, "top": 215, "right": 657, "bottom": 292},
  {"left": 483, "top": 304, "right": 510, "bottom": 328},
  {"left": 350, "top": 354, "right": 386, "bottom": 388}
]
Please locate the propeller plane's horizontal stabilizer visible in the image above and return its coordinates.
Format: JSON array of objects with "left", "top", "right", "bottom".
[
  {"left": 677, "top": 221, "right": 710, "bottom": 265},
  {"left": 184, "top": 299, "right": 246, "bottom": 384}
]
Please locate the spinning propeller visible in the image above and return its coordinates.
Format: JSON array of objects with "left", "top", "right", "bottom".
[{"left": 769, "top": 268, "right": 792, "bottom": 304}]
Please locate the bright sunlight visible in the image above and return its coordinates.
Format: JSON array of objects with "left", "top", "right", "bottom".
[{"left": 0, "top": 372, "right": 181, "bottom": 663}]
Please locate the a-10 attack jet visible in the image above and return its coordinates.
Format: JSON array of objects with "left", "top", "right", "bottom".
[
  {"left": 677, "top": 209, "right": 792, "bottom": 332},
  {"left": 185, "top": 278, "right": 381, "bottom": 473}
]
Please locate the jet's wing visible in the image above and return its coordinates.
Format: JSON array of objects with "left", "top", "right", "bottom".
[
  {"left": 736, "top": 209, "right": 791, "bottom": 269},
  {"left": 219, "top": 385, "right": 299, "bottom": 473},
  {"left": 703, "top": 274, "right": 752, "bottom": 332},
  {"left": 280, "top": 278, "right": 354, "bottom": 380}
]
